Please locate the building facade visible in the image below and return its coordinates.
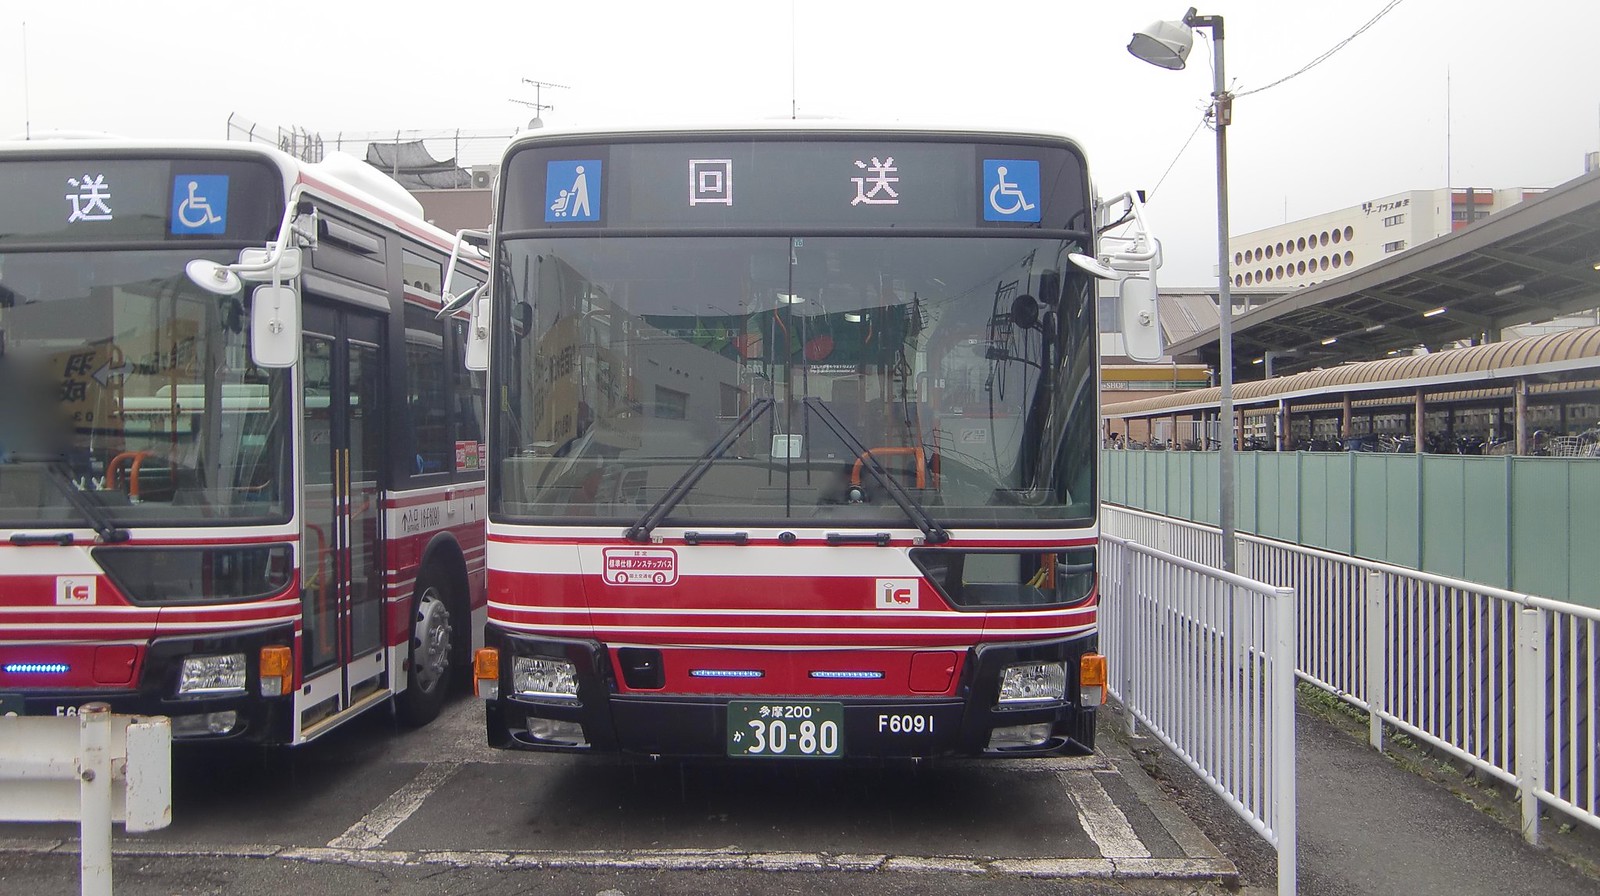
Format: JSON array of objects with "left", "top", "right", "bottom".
[{"left": 1228, "top": 187, "right": 1545, "bottom": 292}]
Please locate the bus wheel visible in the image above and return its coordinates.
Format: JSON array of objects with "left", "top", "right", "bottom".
[{"left": 396, "top": 568, "right": 454, "bottom": 727}]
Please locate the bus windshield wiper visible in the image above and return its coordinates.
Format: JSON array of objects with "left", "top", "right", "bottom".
[
  {"left": 3, "top": 454, "right": 130, "bottom": 544},
  {"left": 623, "top": 398, "right": 774, "bottom": 543},
  {"left": 802, "top": 397, "right": 950, "bottom": 545}
]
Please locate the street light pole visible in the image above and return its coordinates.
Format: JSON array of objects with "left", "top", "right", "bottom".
[
  {"left": 1130, "top": 8, "right": 1237, "bottom": 572},
  {"left": 1199, "top": 12, "right": 1236, "bottom": 574}
]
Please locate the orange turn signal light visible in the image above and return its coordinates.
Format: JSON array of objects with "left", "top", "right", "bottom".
[
  {"left": 473, "top": 648, "right": 500, "bottom": 697},
  {"left": 259, "top": 645, "right": 293, "bottom": 696},
  {"left": 1080, "top": 653, "right": 1108, "bottom": 688}
]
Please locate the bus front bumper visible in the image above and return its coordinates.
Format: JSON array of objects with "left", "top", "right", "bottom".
[
  {"left": 0, "top": 624, "right": 295, "bottom": 742},
  {"left": 480, "top": 627, "right": 1098, "bottom": 759}
]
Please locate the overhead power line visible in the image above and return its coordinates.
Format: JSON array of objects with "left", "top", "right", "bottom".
[
  {"left": 1147, "top": 116, "right": 1209, "bottom": 202},
  {"left": 1235, "top": 0, "right": 1407, "bottom": 99}
]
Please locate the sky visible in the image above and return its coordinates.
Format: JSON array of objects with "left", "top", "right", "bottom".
[{"left": 5, "top": 0, "right": 1599, "bottom": 285}]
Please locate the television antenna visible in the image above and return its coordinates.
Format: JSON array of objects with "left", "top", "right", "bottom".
[{"left": 511, "top": 79, "right": 570, "bottom": 129}]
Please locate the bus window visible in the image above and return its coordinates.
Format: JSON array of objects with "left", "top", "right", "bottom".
[{"left": 405, "top": 308, "right": 451, "bottom": 476}]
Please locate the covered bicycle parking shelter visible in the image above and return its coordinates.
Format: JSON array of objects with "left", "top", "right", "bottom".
[{"left": 1106, "top": 325, "right": 1600, "bottom": 454}]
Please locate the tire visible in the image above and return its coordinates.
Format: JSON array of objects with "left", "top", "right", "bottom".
[{"left": 395, "top": 567, "right": 455, "bottom": 727}]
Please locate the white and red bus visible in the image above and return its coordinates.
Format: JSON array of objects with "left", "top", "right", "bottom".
[
  {"left": 461, "top": 124, "right": 1160, "bottom": 759},
  {"left": 0, "top": 139, "right": 488, "bottom": 744}
]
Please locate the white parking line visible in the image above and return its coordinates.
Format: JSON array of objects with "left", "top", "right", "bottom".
[
  {"left": 0, "top": 840, "right": 1235, "bottom": 880},
  {"left": 327, "top": 761, "right": 462, "bottom": 850},
  {"left": 1060, "top": 770, "right": 1152, "bottom": 859}
]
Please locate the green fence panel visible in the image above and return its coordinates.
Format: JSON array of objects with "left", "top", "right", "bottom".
[
  {"left": 1156, "top": 451, "right": 1172, "bottom": 514},
  {"left": 1299, "top": 452, "right": 1327, "bottom": 548},
  {"left": 1237, "top": 452, "right": 1258, "bottom": 533},
  {"left": 1100, "top": 449, "right": 1593, "bottom": 607},
  {"left": 1099, "top": 450, "right": 1111, "bottom": 504},
  {"left": 1277, "top": 453, "right": 1302, "bottom": 544},
  {"left": 1351, "top": 454, "right": 1391, "bottom": 561},
  {"left": 1386, "top": 455, "right": 1422, "bottom": 567},
  {"left": 1333, "top": 452, "right": 1356, "bottom": 555},
  {"left": 1511, "top": 459, "right": 1573, "bottom": 603},
  {"left": 1177, "top": 454, "right": 1190, "bottom": 518},
  {"left": 1252, "top": 453, "right": 1279, "bottom": 539},
  {"left": 1420, "top": 456, "right": 1467, "bottom": 581},
  {"left": 1099, "top": 450, "right": 1114, "bottom": 508},
  {"left": 1296, "top": 452, "right": 1354, "bottom": 555},
  {"left": 1195, "top": 451, "right": 1220, "bottom": 526},
  {"left": 1140, "top": 452, "right": 1149, "bottom": 509},
  {"left": 1123, "top": 451, "right": 1144, "bottom": 508},
  {"left": 1461, "top": 456, "right": 1511, "bottom": 589},
  {"left": 1169, "top": 452, "right": 1190, "bottom": 519},
  {"left": 1566, "top": 460, "right": 1600, "bottom": 609}
]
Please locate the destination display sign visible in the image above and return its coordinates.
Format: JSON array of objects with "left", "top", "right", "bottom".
[
  {"left": 501, "top": 136, "right": 1088, "bottom": 232},
  {"left": 0, "top": 157, "right": 283, "bottom": 246}
]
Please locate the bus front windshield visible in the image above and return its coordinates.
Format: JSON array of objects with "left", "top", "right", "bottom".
[
  {"left": 492, "top": 236, "right": 1098, "bottom": 529},
  {"left": 0, "top": 249, "right": 290, "bottom": 526}
]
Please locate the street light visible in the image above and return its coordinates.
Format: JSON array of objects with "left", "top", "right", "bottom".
[{"left": 1130, "top": 7, "right": 1237, "bottom": 573}]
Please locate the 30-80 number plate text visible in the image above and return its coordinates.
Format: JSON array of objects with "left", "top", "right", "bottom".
[{"left": 726, "top": 701, "right": 844, "bottom": 758}]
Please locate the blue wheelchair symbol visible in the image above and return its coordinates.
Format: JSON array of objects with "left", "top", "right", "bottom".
[
  {"left": 982, "top": 160, "right": 1040, "bottom": 223},
  {"left": 546, "top": 160, "right": 602, "bottom": 223},
  {"left": 171, "top": 175, "right": 229, "bottom": 234}
]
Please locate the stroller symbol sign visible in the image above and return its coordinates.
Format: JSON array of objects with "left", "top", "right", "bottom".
[{"left": 546, "top": 160, "right": 602, "bottom": 222}]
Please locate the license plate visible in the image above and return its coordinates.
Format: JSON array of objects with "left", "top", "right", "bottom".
[
  {"left": 0, "top": 694, "right": 23, "bottom": 716},
  {"left": 726, "top": 701, "right": 844, "bottom": 758}
]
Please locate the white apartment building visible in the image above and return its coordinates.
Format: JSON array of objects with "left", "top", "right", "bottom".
[{"left": 1228, "top": 187, "right": 1545, "bottom": 291}]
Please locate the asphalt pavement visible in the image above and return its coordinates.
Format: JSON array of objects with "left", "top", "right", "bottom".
[
  {"left": 3, "top": 693, "right": 1598, "bottom": 895},
  {"left": 1107, "top": 695, "right": 1600, "bottom": 896}
]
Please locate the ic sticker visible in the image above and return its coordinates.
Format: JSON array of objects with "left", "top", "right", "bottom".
[
  {"left": 56, "top": 577, "right": 96, "bottom": 606},
  {"left": 982, "top": 159, "right": 1040, "bottom": 223},
  {"left": 546, "top": 159, "right": 602, "bottom": 222},
  {"left": 876, "top": 578, "right": 919, "bottom": 609}
]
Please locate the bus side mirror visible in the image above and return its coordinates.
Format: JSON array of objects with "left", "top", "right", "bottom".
[
  {"left": 1118, "top": 274, "right": 1163, "bottom": 363},
  {"left": 464, "top": 290, "right": 489, "bottom": 371},
  {"left": 250, "top": 285, "right": 300, "bottom": 368}
]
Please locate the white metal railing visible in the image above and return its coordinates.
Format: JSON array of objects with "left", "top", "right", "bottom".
[
  {"left": 0, "top": 704, "right": 172, "bottom": 896},
  {"left": 1103, "top": 503, "right": 1600, "bottom": 845},
  {"left": 1100, "top": 533, "right": 1297, "bottom": 896}
]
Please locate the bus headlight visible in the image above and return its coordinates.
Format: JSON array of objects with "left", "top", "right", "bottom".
[
  {"left": 997, "top": 661, "right": 1067, "bottom": 707},
  {"left": 177, "top": 653, "right": 247, "bottom": 696},
  {"left": 512, "top": 656, "right": 579, "bottom": 701}
]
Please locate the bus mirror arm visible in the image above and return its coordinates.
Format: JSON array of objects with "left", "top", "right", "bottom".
[
  {"left": 290, "top": 206, "right": 320, "bottom": 250},
  {"left": 181, "top": 199, "right": 310, "bottom": 368},
  {"left": 1068, "top": 190, "right": 1161, "bottom": 281},
  {"left": 1070, "top": 190, "right": 1165, "bottom": 364},
  {"left": 183, "top": 203, "right": 316, "bottom": 296},
  {"left": 439, "top": 228, "right": 491, "bottom": 318}
]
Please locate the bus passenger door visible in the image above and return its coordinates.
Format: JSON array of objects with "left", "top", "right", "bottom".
[{"left": 299, "top": 301, "right": 387, "bottom": 736}]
